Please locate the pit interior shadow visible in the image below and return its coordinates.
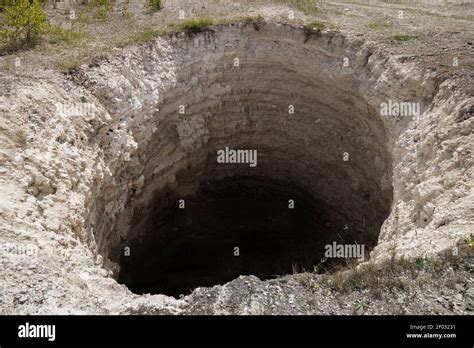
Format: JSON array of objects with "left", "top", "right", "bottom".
[{"left": 117, "top": 175, "right": 378, "bottom": 298}]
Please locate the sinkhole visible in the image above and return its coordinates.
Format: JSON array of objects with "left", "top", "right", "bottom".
[{"left": 87, "top": 23, "right": 394, "bottom": 298}]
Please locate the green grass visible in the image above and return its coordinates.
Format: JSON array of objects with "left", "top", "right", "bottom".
[
  {"left": 367, "top": 21, "right": 390, "bottom": 30},
  {"left": 391, "top": 34, "right": 416, "bottom": 42},
  {"left": 180, "top": 18, "right": 214, "bottom": 33},
  {"left": 128, "top": 29, "right": 164, "bottom": 44},
  {"left": 354, "top": 299, "right": 370, "bottom": 312},
  {"left": 47, "top": 26, "right": 89, "bottom": 45},
  {"left": 307, "top": 20, "right": 325, "bottom": 30}
]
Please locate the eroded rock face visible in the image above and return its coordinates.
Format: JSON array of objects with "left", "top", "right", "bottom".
[{"left": 0, "top": 23, "right": 472, "bottom": 314}]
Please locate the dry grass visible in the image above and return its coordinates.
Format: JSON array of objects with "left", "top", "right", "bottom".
[
  {"left": 47, "top": 26, "right": 89, "bottom": 46},
  {"left": 366, "top": 21, "right": 390, "bottom": 30},
  {"left": 322, "top": 239, "right": 473, "bottom": 299},
  {"left": 391, "top": 34, "right": 416, "bottom": 41},
  {"left": 271, "top": 0, "right": 321, "bottom": 15},
  {"left": 128, "top": 29, "right": 164, "bottom": 45}
]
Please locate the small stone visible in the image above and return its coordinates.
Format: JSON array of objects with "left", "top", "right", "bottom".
[{"left": 18, "top": 296, "right": 27, "bottom": 304}]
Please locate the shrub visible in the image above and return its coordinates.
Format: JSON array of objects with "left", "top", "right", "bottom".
[
  {"left": 0, "top": 0, "right": 14, "bottom": 12},
  {"left": 149, "top": 0, "right": 162, "bottom": 12},
  {"left": 1, "top": 0, "right": 46, "bottom": 12},
  {"left": 0, "top": 0, "right": 50, "bottom": 46}
]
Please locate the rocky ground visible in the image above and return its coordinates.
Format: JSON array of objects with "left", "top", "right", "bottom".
[
  {"left": 1, "top": 0, "right": 473, "bottom": 75},
  {"left": 177, "top": 244, "right": 474, "bottom": 315},
  {"left": 3, "top": 239, "right": 472, "bottom": 315}
]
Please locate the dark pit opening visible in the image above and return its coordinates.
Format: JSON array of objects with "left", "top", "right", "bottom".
[
  {"left": 93, "top": 25, "right": 395, "bottom": 298},
  {"left": 118, "top": 175, "right": 379, "bottom": 298}
]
